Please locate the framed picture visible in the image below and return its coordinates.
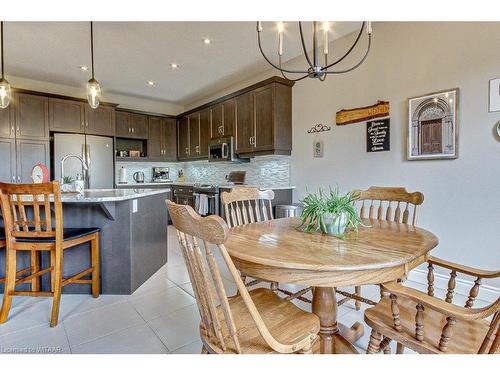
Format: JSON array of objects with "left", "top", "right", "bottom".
[
  {"left": 407, "top": 88, "right": 459, "bottom": 160},
  {"left": 489, "top": 78, "right": 500, "bottom": 112}
]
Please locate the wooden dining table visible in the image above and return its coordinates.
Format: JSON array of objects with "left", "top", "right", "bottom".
[{"left": 225, "top": 217, "right": 439, "bottom": 354}]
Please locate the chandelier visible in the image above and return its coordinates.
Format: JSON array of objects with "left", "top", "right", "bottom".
[{"left": 257, "top": 21, "right": 372, "bottom": 82}]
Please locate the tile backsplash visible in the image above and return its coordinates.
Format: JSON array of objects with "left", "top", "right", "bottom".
[{"left": 115, "top": 155, "right": 291, "bottom": 187}]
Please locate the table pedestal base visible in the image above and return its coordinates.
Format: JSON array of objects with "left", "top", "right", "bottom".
[{"left": 312, "top": 287, "right": 364, "bottom": 354}]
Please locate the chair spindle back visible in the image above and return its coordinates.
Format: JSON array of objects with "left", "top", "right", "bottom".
[
  {"left": 352, "top": 186, "right": 424, "bottom": 226},
  {"left": 221, "top": 187, "right": 274, "bottom": 228}
]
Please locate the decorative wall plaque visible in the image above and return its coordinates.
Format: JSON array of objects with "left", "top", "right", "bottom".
[
  {"left": 336, "top": 100, "right": 390, "bottom": 126},
  {"left": 367, "top": 119, "right": 390, "bottom": 152}
]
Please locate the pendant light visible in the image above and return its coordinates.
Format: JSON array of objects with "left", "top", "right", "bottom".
[
  {"left": 86, "top": 21, "right": 101, "bottom": 109},
  {"left": 0, "top": 21, "right": 12, "bottom": 109}
]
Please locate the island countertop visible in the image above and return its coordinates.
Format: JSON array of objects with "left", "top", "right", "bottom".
[{"left": 60, "top": 188, "right": 171, "bottom": 203}]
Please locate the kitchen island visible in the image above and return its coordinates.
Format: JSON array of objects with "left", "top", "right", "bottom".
[{"left": 0, "top": 188, "right": 171, "bottom": 295}]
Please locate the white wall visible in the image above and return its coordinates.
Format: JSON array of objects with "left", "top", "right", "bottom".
[
  {"left": 288, "top": 22, "right": 500, "bottom": 286},
  {"left": 9, "top": 75, "right": 184, "bottom": 115}
]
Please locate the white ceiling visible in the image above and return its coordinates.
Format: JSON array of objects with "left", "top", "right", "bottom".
[{"left": 3, "top": 22, "right": 361, "bottom": 106}]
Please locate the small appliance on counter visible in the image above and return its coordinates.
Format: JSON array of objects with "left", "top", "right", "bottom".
[
  {"left": 133, "top": 171, "right": 145, "bottom": 183},
  {"left": 118, "top": 166, "right": 127, "bottom": 184},
  {"left": 152, "top": 167, "right": 171, "bottom": 183},
  {"left": 178, "top": 169, "right": 185, "bottom": 183},
  {"left": 225, "top": 171, "right": 246, "bottom": 185}
]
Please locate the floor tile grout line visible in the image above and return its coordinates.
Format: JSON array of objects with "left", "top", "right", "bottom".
[{"left": 61, "top": 320, "right": 73, "bottom": 354}]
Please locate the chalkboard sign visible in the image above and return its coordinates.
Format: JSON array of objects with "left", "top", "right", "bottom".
[{"left": 367, "top": 118, "right": 390, "bottom": 152}]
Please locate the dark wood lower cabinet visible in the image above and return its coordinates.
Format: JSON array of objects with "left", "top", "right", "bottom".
[{"left": 0, "top": 138, "right": 16, "bottom": 183}]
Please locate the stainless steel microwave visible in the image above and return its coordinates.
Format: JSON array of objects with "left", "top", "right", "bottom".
[{"left": 208, "top": 136, "right": 249, "bottom": 163}]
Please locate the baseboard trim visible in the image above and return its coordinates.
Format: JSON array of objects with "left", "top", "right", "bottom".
[{"left": 407, "top": 268, "right": 499, "bottom": 304}]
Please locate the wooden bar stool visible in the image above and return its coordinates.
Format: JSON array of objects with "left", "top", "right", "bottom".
[{"left": 0, "top": 181, "right": 100, "bottom": 327}]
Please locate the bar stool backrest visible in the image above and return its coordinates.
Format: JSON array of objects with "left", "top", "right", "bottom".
[
  {"left": 0, "top": 181, "right": 63, "bottom": 242},
  {"left": 221, "top": 187, "right": 274, "bottom": 228}
]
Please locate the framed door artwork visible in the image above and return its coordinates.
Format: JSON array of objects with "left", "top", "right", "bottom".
[{"left": 407, "top": 88, "right": 459, "bottom": 160}]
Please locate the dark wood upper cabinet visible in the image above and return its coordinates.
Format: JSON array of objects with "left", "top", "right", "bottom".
[
  {"left": 162, "top": 118, "right": 177, "bottom": 161},
  {"left": 210, "top": 104, "right": 223, "bottom": 139},
  {"left": 147, "top": 116, "right": 163, "bottom": 159},
  {"left": 189, "top": 113, "right": 200, "bottom": 157},
  {"left": 49, "top": 98, "right": 85, "bottom": 133},
  {"left": 130, "top": 113, "right": 148, "bottom": 139},
  {"left": 115, "top": 111, "right": 131, "bottom": 138},
  {"left": 16, "top": 139, "right": 50, "bottom": 183},
  {"left": 0, "top": 138, "right": 16, "bottom": 182},
  {"left": 199, "top": 108, "right": 211, "bottom": 157},
  {"left": 84, "top": 104, "right": 115, "bottom": 136},
  {"left": 178, "top": 117, "right": 190, "bottom": 160},
  {"left": 0, "top": 106, "right": 14, "bottom": 138},
  {"left": 222, "top": 98, "right": 235, "bottom": 137},
  {"left": 253, "top": 85, "right": 274, "bottom": 152},
  {"left": 235, "top": 91, "right": 254, "bottom": 154},
  {"left": 15, "top": 93, "right": 49, "bottom": 140}
]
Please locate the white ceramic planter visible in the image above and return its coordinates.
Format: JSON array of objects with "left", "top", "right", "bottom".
[{"left": 322, "top": 212, "right": 349, "bottom": 235}]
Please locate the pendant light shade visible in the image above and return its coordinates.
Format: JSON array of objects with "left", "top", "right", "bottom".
[
  {"left": 86, "top": 22, "right": 101, "bottom": 109},
  {"left": 0, "top": 78, "right": 11, "bottom": 109},
  {"left": 87, "top": 78, "right": 101, "bottom": 109},
  {"left": 0, "top": 21, "right": 11, "bottom": 109}
]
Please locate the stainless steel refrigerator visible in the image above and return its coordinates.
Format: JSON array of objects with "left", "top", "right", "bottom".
[{"left": 53, "top": 133, "right": 114, "bottom": 189}]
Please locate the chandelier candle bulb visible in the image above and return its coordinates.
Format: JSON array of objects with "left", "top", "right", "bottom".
[
  {"left": 277, "top": 22, "right": 284, "bottom": 56},
  {"left": 367, "top": 21, "right": 372, "bottom": 35},
  {"left": 323, "top": 22, "right": 329, "bottom": 55},
  {"left": 257, "top": 21, "right": 263, "bottom": 32}
]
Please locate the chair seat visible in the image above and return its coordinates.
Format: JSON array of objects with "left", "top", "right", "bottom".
[
  {"left": 201, "top": 288, "right": 320, "bottom": 354},
  {"left": 0, "top": 227, "right": 100, "bottom": 243},
  {"left": 364, "top": 295, "right": 494, "bottom": 354}
]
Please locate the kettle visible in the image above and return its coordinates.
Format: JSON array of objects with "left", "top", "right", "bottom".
[{"left": 133, "top": 171, "right": 145, "bottom": 183}]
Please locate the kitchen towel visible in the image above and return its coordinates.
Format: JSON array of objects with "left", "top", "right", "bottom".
[{"left": 196, "top": 193, "right": 209, "bottom": 216}]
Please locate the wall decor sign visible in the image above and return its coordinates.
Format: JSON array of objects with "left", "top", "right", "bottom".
[
  {"left": 367, "top": 119, "right": 390, "bottom": 152},
  {"left": 336, "top": 100, "right": 390, "bottom": 126},
  {"left": 489, "top": 78, "right": 500, "bottom": 112},
  {"left": 407, "top": 88, "right": 459, "bottom": 160}
]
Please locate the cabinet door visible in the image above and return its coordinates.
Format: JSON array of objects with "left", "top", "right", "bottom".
[
  {"left": 189, "top": 113, "right": 200, "bottom": 158},
  {"left": 235, "top": 91, "right": 254, "bottom": 154},
  {"left": 115, "top": 111, "right": 131, "bottom": 137},
  {"left": 130, "top": 113, "right": 148, "bottom": 139},
  {"left": 199, "top": 108, "right": 211, "bottom": 157},
  {"left": 15, "top": 93, "right": 49, "bottom": 140},
  {"left": 16, "top": 139, "right": 50, "bottom": 183},
  {"left": 49, "top": 98, "right": 85, "bottom": 133},
  {"left": 253, "top": 85, "right": 274, "bottom": 151},
  {"left": 210, "top": 104, "right": 223, "bottom": 139},
  {"left": 85, "top": 105, "right": 115, "bottom": 136},
  {"left": 148, "top": 116, "right": 163, "bottom": 159},
  {"left": 0, "top": 138, "right": 16, "bottom": 183},
  {"left": 178, "top": 117, "right": 190, "bottom": 160},
  {"left": 222, "top": 98, "right": 235, "bottom": 137},
  {"left": 0, "top": 106, "right": 14, "bottom": 138},
  {"left": 162, "top": 118, "right": 177, "bottom": 161}
]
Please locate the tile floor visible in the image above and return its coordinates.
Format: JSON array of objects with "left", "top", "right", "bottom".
[{"left": 0, "top": 226, "right": 488, "bottom": 354}]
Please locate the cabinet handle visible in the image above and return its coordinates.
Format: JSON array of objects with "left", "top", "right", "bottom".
[
  {"left": 86, "top": 122, "right": 89, "bottom": 128},
  {"left": 185, "top": 147, "right": 189, "bottom": 155},
  {"left": 218, "top": 125, "right": 223, "bottom": 134},
  {"left": 12, "top": 176, "right": 16, "bottom": 183},
  {"left": 195, "top": 145, "right": 200, "bottom": 153},
  {"left": 132, "top": 127, "right": 135, "bottom": 133},
  {"left": 17, "top": 176, "right": 21, "bottom": 182}
]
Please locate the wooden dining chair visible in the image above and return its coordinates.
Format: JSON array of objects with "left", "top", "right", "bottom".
[
  {"left": 340, "top": 186, "right": 424, "bottom": 311},
  {"left": 0, "top": 182, "right": 100, "bottom": 327},
  {"left": 365, "top": 256, "right": 500, "bottom": 354},
  {"left": 166, "top": 199, "right": 319, "bottom": 354},
  {"left": 221, "top": 187, "right": 311, "bottom": 304}
]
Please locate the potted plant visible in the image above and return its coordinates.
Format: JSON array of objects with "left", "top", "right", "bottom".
[
  {"left": 298, "top": 186, "right": 363, "bottom": 236},
  {"left": 61, "top": 176, "right": 74, "bottom": 193}
]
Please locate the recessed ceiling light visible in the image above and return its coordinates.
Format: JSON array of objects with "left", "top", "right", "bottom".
[
  {"left": 147, "top": 80, "right": 156, "bottom": 87},
  {"left": 79, "top": 65, "right": 88, "bottom": 71},
  {"left": 170, "top": 63, "right": 179, "bottom": 69},
  {"left": 202, "top": 38, "right": 212, "bottom": 45}
]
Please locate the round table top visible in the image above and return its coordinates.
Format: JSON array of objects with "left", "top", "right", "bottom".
[{"left": 226, "top": 217, "right": 439, "bottom": 273}]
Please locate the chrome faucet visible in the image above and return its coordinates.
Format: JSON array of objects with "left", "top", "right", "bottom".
[{"left": 60, "top": 154, "right": 89, "bottom": 188}]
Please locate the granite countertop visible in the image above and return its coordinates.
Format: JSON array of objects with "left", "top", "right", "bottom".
[{"left": 61, "top": 188, "right": 171, "bottom": 203}]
